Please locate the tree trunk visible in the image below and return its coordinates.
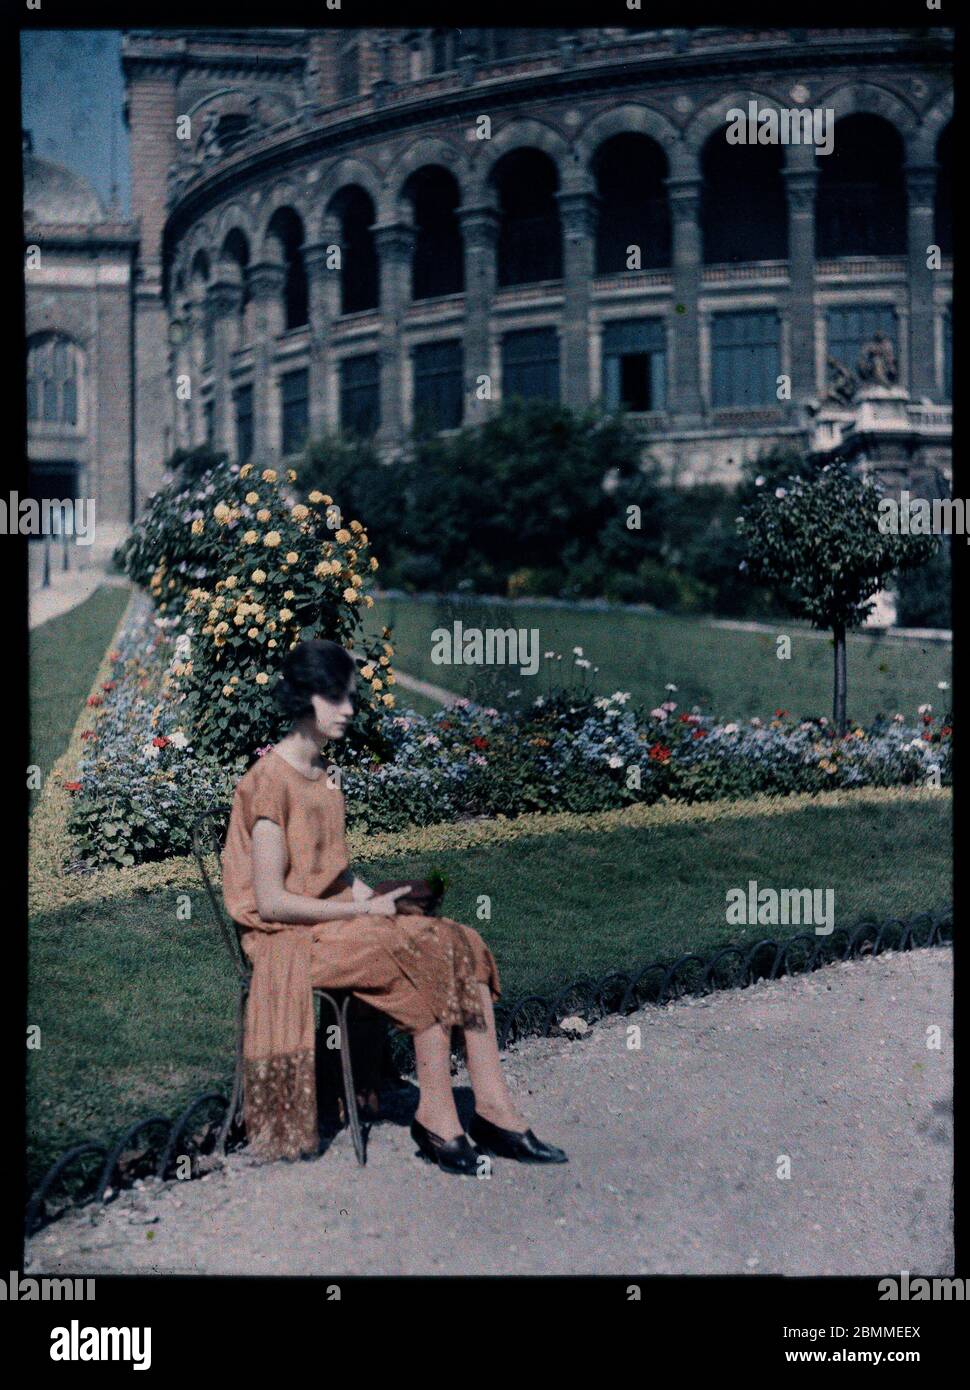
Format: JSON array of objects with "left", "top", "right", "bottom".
[{"left": 832, "top": 621, "right": 847, "bottom": 734}]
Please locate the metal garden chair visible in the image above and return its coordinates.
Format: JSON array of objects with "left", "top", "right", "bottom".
[{"left": 191, "top": 808, "right": 368, "bottom": 1166}]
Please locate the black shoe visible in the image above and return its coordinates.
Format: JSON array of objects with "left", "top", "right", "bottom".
[
  {"left": 468, "top": 1112, "right": 568, "bottom": 1164},
  {"left": 410, "top": 1119, "right": 483, "bottom": 1175}
]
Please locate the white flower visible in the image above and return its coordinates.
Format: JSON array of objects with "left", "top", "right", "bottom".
[
  {"left": 544, "top": 651, "right": 555, "bottom": 659},
  {"left": 775, "top": 487, "right": 787, "bottom": 499},
  {"left": 938, "top": 681, "right": 950, "bottom": 691},
  {"left": 722, "top": 723, "right": 739, "bottom": 735},
  {"left": 575, "top": 658, "right": 591, "bottom": 669},
  {"left": 650, "top": 707, "right": 667, "bottom": 720},
  {"left": 607, "top": 754, "right": 624, "bottom": 769},
  {"left": 893, "top": 713, "right": 905, "bottom": 724},
  {"left": 141, "top": 741, "right": 161, "bottom": 761},
  {"left": 665, "top": 683, "right": 678, "bottom": 693},
  {"left": 755, "top": 475, "right": 766, "bottom": 486},
  {"left": 533, "top": 696, "right": 546, "bottom": 708},
  {"left": 168, "top": 731, "right": 189, "bottom": 750},
  {"left": 612, "top": 691, "right": 631, "bottom": 704},
  {"left": 918, "top": 704, "right": 932, "bottom": 715},
  {"left": 594, "top": 697, "right": 610, "bottom": 710},
  {"left": 572, "top": 646, "right": 584, "bottom": 656}
]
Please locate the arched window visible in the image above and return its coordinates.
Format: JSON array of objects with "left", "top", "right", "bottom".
[
  {"left": 27, "top": 333, "right": 83, "bottom": 428},
  {"left": 266, "top": 208, "right": 308, "bottom": 330},
  {"left": 816, "top": 115, "right": 906, "bottom": 258},
  {"left": 701, "top": 132, "right": 787, "bottom": 263},
  {"left": 593, "top": 133, "right": 671, "bottom": 273},
  {"left": 404, "top": 165, "right": 464, "bottom": 300},
  {"left": 330, "top": 186, "right": 379, "bottom": 314},
  {"left": 222, "top": 228, "right": 251, "bottom": 342},
  {"left": 492, "top": 148, "right": 562, "bottom": 287}
]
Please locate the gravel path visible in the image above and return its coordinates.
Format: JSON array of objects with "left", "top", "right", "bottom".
[{"left": 27, "top": 946, "right": 952, "bottom": 1277}]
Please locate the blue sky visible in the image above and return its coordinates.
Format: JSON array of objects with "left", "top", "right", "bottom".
[{"left": 21, "top": 30, "right": 130, "bottom": 215}]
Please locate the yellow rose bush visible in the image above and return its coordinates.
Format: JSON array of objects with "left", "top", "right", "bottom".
[{"left": 115, "top": 449, "right": 395, "bottom": 764}]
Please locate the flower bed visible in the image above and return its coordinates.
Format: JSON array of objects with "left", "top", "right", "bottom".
[{"left": 63, "top": 593, "right": 952, "bottom": 870}]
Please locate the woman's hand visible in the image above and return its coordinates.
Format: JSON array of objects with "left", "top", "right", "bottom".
[
  {"left": 364, "top": 886, "right": 411, "bottom": 918},
  {"left": 351, "top": 876, "right": 375, "bottom": 904}
]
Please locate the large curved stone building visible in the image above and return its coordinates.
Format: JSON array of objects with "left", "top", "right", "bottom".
[{"left": 122, "top": 26, "right": 953, "bottom": 498}]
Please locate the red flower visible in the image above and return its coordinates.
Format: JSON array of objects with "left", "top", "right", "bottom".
[
  {"left": 692, "top": 728, "right": 707, "bottom": 740},
  {"left": 152, "top": 736, "right": 170, "bottom": 749},
  {"left": 80, "top": 730, "right": 97, "bottom": 742},
  {"left": 62, "top": 781, "right": 82, "bottom": 792},
  {"left": 86, "top": 695, "right": 103, "bottom": 708},
  {"left": 774, "top": 708, "right": 788, "bottom": 718},
  {"left": 922, "top": 714, "right": 933, "bottom": 724},
  {"left": 922, "top": 732, "right": 933, "bottom": 741},
  {"left": 440, "top": 721, "right": 452, "bottom": 730},
  {"left": 109, "top": 650, "right": 121, "bottom": 662},
  {"left": 649, "top": 742, "right": 672, "bottom": 763},
  {"left": 471, "top": 736, "right": 489, "bottom": 750},
  {"left": 678, "top": 713, "right": 692, "bottom": 724},
  {"left": 941, "top": 726, "right": 952, "bottom": 737},
  {"left": 102, "top": 681, "right": 116, "bottom": 692}
]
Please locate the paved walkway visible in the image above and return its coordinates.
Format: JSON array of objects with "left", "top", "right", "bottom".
[{"left": 27, "top": 947, "right": 952, "bottom": 1277}]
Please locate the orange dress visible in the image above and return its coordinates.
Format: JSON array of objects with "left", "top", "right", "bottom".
[{"left": 221, "top": 748, "right": 501, "bottom": 1161}]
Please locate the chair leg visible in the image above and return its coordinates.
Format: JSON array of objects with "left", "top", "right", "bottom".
[
  {"left": 320, "top": 992, "right": 367, "bottom": 1166},
  {"left": 217, "top": 987, "right": 247, "bottom": 1156}
]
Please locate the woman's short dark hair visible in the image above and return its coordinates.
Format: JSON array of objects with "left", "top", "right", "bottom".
[{"left": 275, "top": 640, "right": 357, "bottom": 720}]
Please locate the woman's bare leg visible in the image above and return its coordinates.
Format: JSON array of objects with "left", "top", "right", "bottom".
[
  {"left": 463, "top": 982, "right": 528, "bottom": 1131},
  {"left": 412, "top": 1022, "right": 463, "bottom": 1140}
]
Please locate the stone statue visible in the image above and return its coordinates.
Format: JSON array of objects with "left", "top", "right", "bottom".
[
  {"left": 199, "top": 111, "right": 222, "bottom": 162},
  {"left": 857, "top": 330, "right": 898, "bottom": 387},
  {"left": 825, "top": 355, "right": 857, "bottom": 406}
]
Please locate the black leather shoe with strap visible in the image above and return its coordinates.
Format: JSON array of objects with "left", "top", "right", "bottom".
[
  {"left": 468, "top": 1112, "right": 568, "bottom": 1163},
  {"left": 410, "top": 1118, "right": 483, "bottom": 1175}
]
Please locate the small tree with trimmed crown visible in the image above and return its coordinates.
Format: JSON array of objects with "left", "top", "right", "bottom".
[{"left": 736, "top": 460, "right": 936, "bottom": 732}]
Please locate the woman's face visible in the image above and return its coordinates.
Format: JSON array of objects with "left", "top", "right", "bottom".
[{"left": 309, "top": 676, "right": 356, "bottom": 741}]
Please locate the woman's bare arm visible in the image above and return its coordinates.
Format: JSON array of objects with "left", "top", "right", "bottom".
[{"left": 251, "top": 820, "right": 406, "bottom": 923}]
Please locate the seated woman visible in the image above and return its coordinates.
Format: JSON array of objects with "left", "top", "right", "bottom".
[{"left": 221, "top": 639, "right": 567, "bottom": 1175}]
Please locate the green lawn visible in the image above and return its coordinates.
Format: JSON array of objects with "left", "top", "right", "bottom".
[
  {"left": 27, "top": 793, "right": 951, "bottom": 1188},
  {"left": 30, "top": 585, "right": 130, "bottom": 784},
  {"left": 367, "top": 596, "right": 951, "bottom": 725}
]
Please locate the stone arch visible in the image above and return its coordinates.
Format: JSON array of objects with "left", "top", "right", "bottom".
[
  {"left": 255, "top": 183, "right": 309, "bottom": 254},
  {"left": 388, "top": 135, "right": 471, "bottom": 216},
  {"left": 912, "top": 89, "right": 954, "bottom": 166},
  {"left": 471, "top": 116, "right": 570, "bottom": 201},
  {"left": 576, "top": 103, "right": 687, "bottom": 180},
  {"left": 684, "top": 89, "right": 787, "bottom": 163},
  {"left": 315, "top": 155, "right": 386, "bottom": 232},
  {"left": 815, "top": 81, "right": 919, "bottom": 155},
  {"left": 214, "top": 201, "right": 258, "bottom": 246}
]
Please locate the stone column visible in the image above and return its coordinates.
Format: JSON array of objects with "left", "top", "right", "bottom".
[
  {"left": 556, "top": 184, "right": 598, "bottom": 408},
  {"left": 206, "top": 260, "right": 244, "bottom": 455},
  {"left": 457, "top": 201, "right": 499, "bottom": 426},
  {"left": 247, "top": 251, "right": 286, "bottom": 463},
  {"left": 371, "top": 219, "right": 415, "bottom": 450},
  {"left": 906, "top": 162, "right": 938, "bottom": 399},
  {"left": 783, "top": 156, "right": 819, "bottom": 406},
  {"left": 665, "top": 175, "right": 703, "bottom": 422},
  {"left": 304, "top": 218, "right": 343, "bottom": 440}
]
